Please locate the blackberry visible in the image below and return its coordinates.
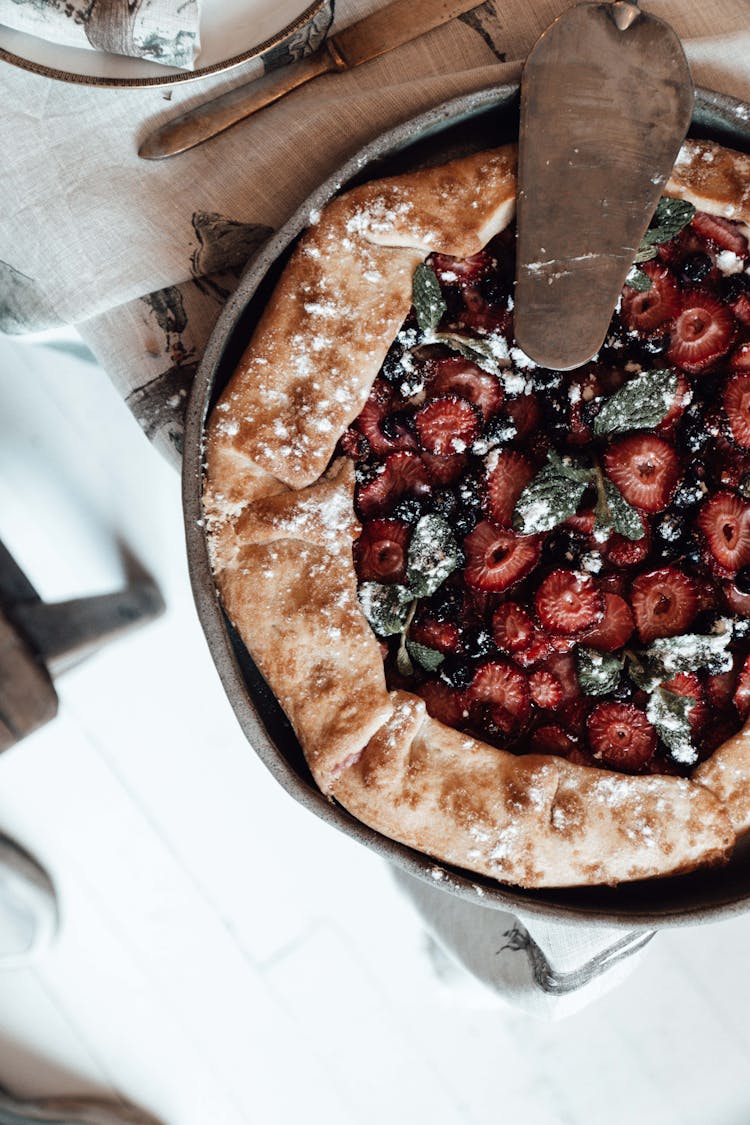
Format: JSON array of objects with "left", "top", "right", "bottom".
[
  {"left": 429, "top": 488, "right": 460, "bottom": 521},
  {"left": 680, "top": 252, "right": 712, "bottom": 283},
  {"left": 672, "top": 463, "right": 707, "bottom": 510},
  {"left": 429, "top": 585, "right": 464, "bottom": 623},
  {"left": 682, "top": 403, "right": 711, "bottom": 453},
  {"left": 381, "top": 410, "right": 413, "bottom": 441},
  {"left": 457, "top": 473, "right": 485, "bottom": 514},
  {"left": 461, "top": 627, "right": 495, "bottom": 660},
  {"left": 392, "top": 497, "right": 425, "bottom": 525},
  {"left": 612, "top": 674, "right": 634, "bottom": 703},
  {"left": 440, "top": 656, "right": 474, "bottom": 690},
  {"left": 478, "top": 273, "right": 507, "bottom": 306},
  {"left": 532, "top": 368, "right": 564, "bottom": 392},
  {"left": 580, "top": 399, "right": 601, "bottom": 429},
  {"left": 480, "top": 412, "right": 517, "bottom": 448},
  {"left": 653, "top": 513, "right": 689, "bottom": 562},
  {"left": 720, "top": 273, "right": 750, "bottom": 303},
  {"left": 454, "top": 508, "right": 480, "bottom": 537},
  {"left": 380, "top": 342, "right": 405, "bottom": 386},
  {"left": 543, "top": 529, "right": 589, "bottom": 568}
]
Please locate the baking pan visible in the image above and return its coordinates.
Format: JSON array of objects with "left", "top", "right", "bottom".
[{"left": 184, "top": 83, "right": 750, "bottom": 929}]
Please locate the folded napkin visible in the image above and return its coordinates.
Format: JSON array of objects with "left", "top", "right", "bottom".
[
  {"left": 0, "top": 0, "right": 201, "bottom": 70},
  {"left": 2, "top": 0, "right": 750, "bottom": 1014}
]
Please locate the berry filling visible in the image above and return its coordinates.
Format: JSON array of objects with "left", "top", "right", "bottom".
[{"left": 347, "top": 203, "right": 750, "bottom": 776}]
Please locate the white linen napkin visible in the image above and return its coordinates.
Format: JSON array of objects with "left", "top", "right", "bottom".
[{"left": 0, "top": 0, "right": 201, "bottom": 70}]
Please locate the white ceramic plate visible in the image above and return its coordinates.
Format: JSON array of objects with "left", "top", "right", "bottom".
[{"left": 0, "top": 0, "right": 328, "bottom": 87}]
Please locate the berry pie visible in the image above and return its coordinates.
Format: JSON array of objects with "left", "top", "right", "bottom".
[{"left": 205, "top": 139, "right": 750, "bottom": 887}]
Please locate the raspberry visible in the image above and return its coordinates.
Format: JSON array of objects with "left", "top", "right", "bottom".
[
  {"left": 587, "top": 703, "right": 657, "bottom": 771},
  {"left": 469, "top": 661, "right": 530, "bottom": 732},
  {"left": 530, "top": 724, "right": 579, "bottom": 756},
  {"left": 409, "top": 617, "right": 461, "bottom": 655},
  {"left": 418, "top": 680, "right": 471, "bottom": 728}
]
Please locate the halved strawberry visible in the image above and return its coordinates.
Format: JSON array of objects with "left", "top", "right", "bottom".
[
  {"left": 601, "top": 516, "right": 652, "bottom": 566},
  {"left": 723, "top": 578, "right": 750, "bottom": 617},
  {"left": 535, "top": 570, "right": 604, "bottom": 636},
  {"left": 420, "top": 452, "right": 468, "bottom": 487},
  {"left": 587, "top": 702, "right": 657, "bottom": 771},
  {"left": 730, "top": 294, "right": 750, "bottom": 327},
  {"left": 418, "top": 680, "right": 471, "bottom": 728},
  {"left": 705, "top": 668, "right": 737, "bottom": 711},
  {"left": 354, "top": 378, "right": 416, "bottom": 457},
  {"left": 723, "top": 372, "right": 750, "bottom": 448},
  {"left": 356, "top": 451, "right": 430, "bottom": 518},
  {"left": 428, "top": 357, "right": 504, "bottom": 418},
  {"left": 733, "top": 654, "right": 750, "bottom": 719},
  {"left": 621, "top": 260, "right": 680, "bottom": 335},
  {"left": 463, "top": 521, "right": 541, "bottom": 591},
  {"left": 504, "top": 394, "right": 540, "bottom": 441},
  {"left": 491, "top": 602, "right": 535, "bottom": 652},
  {"left": 603, "top": 434, "right": 680, "bottom": 513},
  {"left": 459, "top": 286, "right": 512, "bottom": 333},
  {"left": 560, "top": 697, "right": 591, "bottom": 735},
  {"left": 529, "top": 670, "right": 564, "bottom": 710},
  {"left": 430, "top": 251, "right": 493, "bottom": 287},
  {"left": 409, "top": 617, "right": 461, "bottom": 655},
  {"left": 691, "top": 211, "right": 749, "bottom": 259},
  {"left": 661, "top": 672, "right": 709, "bottom": 734},
  {"left": 414, "top": 395, "right": 480, "bottom": 455},
  {"left": 354, "top": 519, "right": 410, "bottom": 583},
  {"left": 513, "top": 632, "right": 554, "bottom": 668},
  {"left": 631, "top": 566, "right": 699, "bottom": 643},
  {"left": 486, "top": 451, "right": 535, "bottom": 527},
  {"left": 696, "top": 490, "right": 750, "bottom": 574},
  {"left": 470, "top": 660, "right": 530, "bottom": 731},
  {"left": 667, "top": 291, "right": 736, "bottom": 374},
  {"left": 730, "top": 342, "right": 750, "bottom": 372},
  {"left": 656, "top": 372, "right": 692, "bottom": 436},
  {"left": 564, "top": 509, "right": 596, "bottom": 536},
  {"left": 531, "top": 724, "right": 579, "bottom": 756},
  {"left": 583, "top": 593, "right": 634, "bottom": 652},
  {"left": 545, "top": 653, "right": 584, "bottom": 703}
]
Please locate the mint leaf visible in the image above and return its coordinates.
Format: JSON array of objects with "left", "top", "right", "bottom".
[
  {"left": 432, "top": 331, "right": 503, "bottom": 375},
  {"left": 626, "top": 265, "right": 654, "bottom": 290},
  {"left": 406, "top": 640, "right": 445, "bottom": 672},
  {"left": 604, "top": 481, "right": 645, "bottom": 540},
  {"left": 633, "top": 245, "right": 659, "bottom": 265},
  {"left": 643, "top": 628, "right": 734, "bottom": 678},
  {"left": 412, "top": 264, "right": 447, "bottom": 335},
  {"left": 358, "top": 582, "right": 413, "bottom": 636},
  {"left": 646, "top": 687, "right": 697, "bottom": 765},
  {"left": 643, "top": 198, "right": 696, "bottom": 247},
  {"left": 593, "top": 369, "right": 678, "bottom": 436},
  {"left": 513, "top": 462, "right": 590, "bottom": 534},
  {"left": 547, "top": 449, "right": 595, "bottom": 484},
  {"left": 406, "top": 514, "right": 462, "bottom": 598},
  {"left": 576, "top": 647, "right": 622, "bottom": 696},
  {"left": 739, "top": 472, "right": 750, "bottom": 501}
]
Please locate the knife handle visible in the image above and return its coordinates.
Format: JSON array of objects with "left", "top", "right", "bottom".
[{"left": 138, "top": 47, "right": 343, "bottom": 161}]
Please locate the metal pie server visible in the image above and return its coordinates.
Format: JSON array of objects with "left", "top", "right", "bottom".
[{"left": 514, "top": 0, "right": 694, "bottom": 370}]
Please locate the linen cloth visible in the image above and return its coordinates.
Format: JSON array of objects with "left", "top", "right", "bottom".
[
  {"left": 1, "top": 0, "right": 749, "bottom": 1013},
  {"left": 0, "top": 0, "right": 201, "bottom": 70}
]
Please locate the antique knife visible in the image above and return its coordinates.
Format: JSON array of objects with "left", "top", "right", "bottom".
[
  {"left": 514, "top": 0, "right": 694, "bottom": 370},
  {"left": 140, "top": 0, "right": 484, "bottom": 160}
]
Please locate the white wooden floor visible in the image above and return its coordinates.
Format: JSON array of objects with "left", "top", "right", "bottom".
[{"left": 2, "top": 334, "right": 750, "bottom": 1125}]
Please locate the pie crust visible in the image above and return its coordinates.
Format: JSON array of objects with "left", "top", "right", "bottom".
[{"left": 204, "top": 139, "right": 750, "bottom": 888}]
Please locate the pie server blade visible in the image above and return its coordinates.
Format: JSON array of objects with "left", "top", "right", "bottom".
[{"left": 513, "top": 0, "right": 694, "bottom": 371}]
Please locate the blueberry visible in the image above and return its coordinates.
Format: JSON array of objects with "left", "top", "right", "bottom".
[
  {"left": 457, "top": 474, "right": 485, "bottom": 512},
  {"left": 381, "top": 342, "right": 405, "bottom": 386},
  {"left": 720, "top": 273, "right": 750, "bottom": 303},
  {"left": 680, "top": 252, "right": 712, "bottom": 283},
  {"left": 429, "top": 488, "right": 460, "bottom": 521},
  {"left": 392, "top": 497, "right": 425, "bottom": 525},
  {"left": 429, "top": 585, "right": 464, "bottom": 623},
  {"left": 735, "top": 566, "right": 750, "bottom": 594},
  {"left": 673, "top": 464, "right": 707, "bottom": 510},
  {"left": 454, "top": 509, "right": 480, "bottom": 537},
  {"left": 682, "top": 404, "right": 711, "bottom": 453},
  {"left": 532, "top": 368, "right": 564, "bottom": 392},
  {"left": 478, "top": 274, "right": 506, "bottom": 306},
  {"left": 461, "top": 627, "right": 495, "bottom": 660},
  {"left": 612, "top": 674, "right": 634, "bottom": 702},
  {"left": 440, "top": 657, "right": 474, "bottom": 689},
  {"left": 654, "top": 513, "right": 686, "bottom": 543},
  {"left": 543, "top": 530, "right": 589, "bottom": 568},
  {"left": 481, "top": 412, "right": 517, "bottom": 448}
]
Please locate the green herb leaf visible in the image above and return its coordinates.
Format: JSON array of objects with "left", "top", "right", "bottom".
[
  {"left": 547, "top": 449, "right": 595, "bottom": 484},
  {"left": 643, "top": 197, "right": 697, "bottom": 247},
  {"left": 593, "top": 369, "right": 678, "bottom": 436},
  {"left": 576, "top": 647, "right": 623, "bottom": 696},
  {"left": 432, "top": 331, "right": 503, "bottom": 375},
  {"left": 396, "top": 643, "right": 415, "bottom": 676},
  {"left": 633, "top": 245, "right": 659, "bottom": 265},
  {"left": 406, "top": 640, "right": 445, "bottom": 672},
  {"left": 739, "top": 472, "right": 750, "bottom": 501},
  {"left": 603, "top": 481, "right": 645, "bottom": 540},
  {"left": 412, "top": 264, "right": 447, "bottom": 335},
  {"left": 513, "top": 463, "right": 590, "bottom": 534},
  {"left": 358, "top": 582, "right": 413, "bottom": 637},
  {"left": 406, "top": 514, "right": 463, "bottom": 598},
  {"left": 626, "top": 266, "right": 653, "bottom": 291},
  {"left": 646, "top": 687, "right": 697, "bottom": 765},
  {"left": 643, "top": 627, "right": 734, "bottom": 679}
]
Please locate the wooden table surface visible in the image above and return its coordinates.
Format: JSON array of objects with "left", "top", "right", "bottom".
[{"left": 1, "top": 332, "right": 749, "bottom": 1125}]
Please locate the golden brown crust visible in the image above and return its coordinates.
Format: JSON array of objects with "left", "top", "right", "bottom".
[{"left": 205, "top": 137, "right": 750, "bottom": 887}]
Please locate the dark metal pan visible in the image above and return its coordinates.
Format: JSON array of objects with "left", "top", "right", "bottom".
[{"left": 183, "top": 83, "right": 750, "bottom": 929}]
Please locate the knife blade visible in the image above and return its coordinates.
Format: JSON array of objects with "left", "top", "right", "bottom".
[{"left": 139, "top": 0, "right": 483, "bottom": 160}]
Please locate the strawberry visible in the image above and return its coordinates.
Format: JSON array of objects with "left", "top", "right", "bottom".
[
  {"left": 430, "top": 251, "right": 493, "bottom": 287},
  {"left": 529, "top": 670, "right": 564, "bottom": 710},
  {"left": 601, "top": 517, "right": 652, "bottom": 566},
  {"left": 491, "top": 602, "right": 535, "bottom": 652},
  {"left": 463, "top": 521, "right": 541, "bottom": 591},
  {"left": 530, "top": 724, "right": 579, "bottom": 756},
  {"left": 535, "top": 570, "right": 604, "bottom": 636},
  {"left": 409, "top": 617, "right": 461, "bottom": 655},
  {"left": 656, "top": 372, "right": 692, "bottom": 436},
  {"left": 691, "top": 211, "right": 749, "bottom": 259},
  {"left": 418, "top": 680, "right": 471, "bottom": 728},
  {"left": 730, "top": 342, "right": 750, "bottom": 372},
  {"left": 730, "top": 294, "right": 750, "bottom": 327},
  {"left": 705, "top": 668, "right": 737, "bottom": 711},
  {"left": 504, "top": 394, "right": 540, "bottom": 442},
  {"left": 586, "top": 702, "right": 657, "bottom": 771},
  {"left": 546, "top": 653, "right": 584, "bottom": 704},
  {"left": 428, "top": 357, "right": 504, "bottom": 418},
  {"left": 513, "top": 633, "right": 554, "bottom": 668},
  {"left": 414, "top": 395, "right": 480, "bottom": 456},
  {"left": 459, "top": 286, "right": 512, "bottom": 333},
  {"left": 354, "top": 378, "right": 416, "bottom": 457},
  {"left": 723, "top": 372, "right": 750, "bottom": 448},
  {"left": 560, "top": 697, "right": 591, "bottom": 736},
  {"left": 621, "top": 260, "right": 680, "bottom": 335},
  {"left": 723, "top": 578, "right": 750, "bottom": 617},
  {"left": 631, "top": 566, "right": 699, "bottom": 643},
  {"left": 733, "top": 654, "right": 750, "bottom": 719},
  {"left": 420, "top": 452, "right": 468, "bottom": 487},
  {"left": 354, "top": 519, "right": 410, "bottom": 583},
  {"left": 583, "top": 593, "right": 634, "bottom": 652},
  {"left": 667, "top": 291, "right": 735, "bottom": 374},
  {"left": 603, "top": 434, "right": 680, "bottom": 513},
  {"left": 356, "top": 451, "right": 431, "bottom": 519},
  {"left": 696, "top": 490, "right": 750, "bottom": 574},
  {"left": 564, "top": 509, "right": 596, "bottom": 536},
  {"left": 485, "top": 451, "right": 535, "bottom": 527},
  {"left": 548, "top": 634, "right": 576, "bottom": 654},
  {"left": 469, "top": 660, "right": 530, "bottom": 731}
]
